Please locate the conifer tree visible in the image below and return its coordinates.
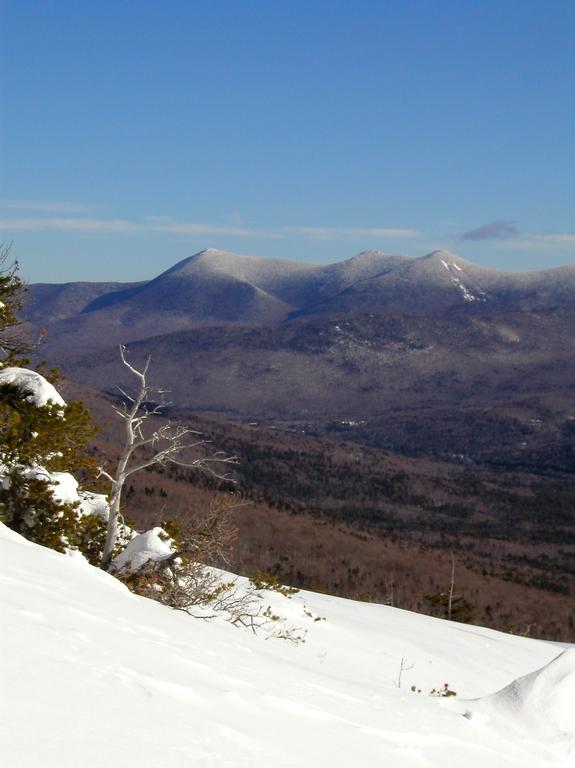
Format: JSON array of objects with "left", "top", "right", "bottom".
[
  {"left": 0, "top": 245, "right": 104, "bottom": 558},
  {"left": 0, "top": 243, "right": 27, "bottom": 361}
]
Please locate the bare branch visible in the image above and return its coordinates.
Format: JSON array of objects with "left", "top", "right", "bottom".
[
  {"left": 119, "top": 344, "right": 151, "bottom": 382},
  {"left": 100, "top": 346, "right": 237, "bottom": 570},
  {"left": 115, "top": 386, "right": 135, "bottom": 404},
  {"left": 96, "top": 466, "right": 116, "bottom": 484}
]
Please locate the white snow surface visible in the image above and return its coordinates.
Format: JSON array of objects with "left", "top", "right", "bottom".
[
  {"left": 1, "top": 523, "right": 573, "bottom": 767},
  {"left": 77, "top": 489, "right": 110, "bottom": 520},
  {"left": 0, "top": 367, "right": 66, "bottom": 407},
  {"left": 112, "top": 526, "right": 173, "bottom": 572},
  {"left": 471, "top": 649, "right": 575, "bottom": 739},
  {"left": 12, "top": 466, "right": 109, "bottom": 521}
]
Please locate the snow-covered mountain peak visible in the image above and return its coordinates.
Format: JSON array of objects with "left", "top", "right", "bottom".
[
  {"left": 354, "top": 249, "right": 387, "bottom": 260},
  {"left": 403, "top": 249, "right": 471, "bottom": 280},
  {"left": 379, "top": 250, "right": 489, "bottom": 304},
  {"left": 168, "top": 247, "right": 253, "bottom": 274},
  {"left": 197, "top": 247, "right": 229, "bottom": 256},
  {"left": 163, "top": 248, "right": 316, "bottom": 282},
  {"left": 422, "top": 249, "right": 474, "bottom": 270},
  {"left": 427, "top": 248, "right": 461, "bottom": 260},
  {"left": 323, "top": 250, "right": 410, "bottom": 285},
  {"left": 348, "top": 249, "right": 410, "bottom": 267}
]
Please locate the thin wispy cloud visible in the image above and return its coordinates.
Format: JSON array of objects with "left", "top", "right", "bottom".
[
  {"left": 154, "top": 221, "right": 280, "bottom": 239},
  {"left": 506, "top": 233, "right": 575, "bottom": 251},
  {"left": 0, "top": 218, "right": 139, "bottom": 233},
  {"left": 462, "top": 221, "right": 518, "bottom": 241},
  {"left": 286, "top": 226, "right": 419, "bottom": 240},
  {"left": 2, "top": 214, "right": 571, "bottom": 255},
  {"left": 0, "top": 200, "right": 92, "bottom": 213},
  {"left": 0, "top": 216, "right": 419, "bottom": 241}
]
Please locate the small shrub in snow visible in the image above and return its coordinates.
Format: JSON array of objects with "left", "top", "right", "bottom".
[
  {"left": 410, "top": 683, "right": 457, "bottom": 697},
  {"left": 112, "top": 498, "right": 306, "bottom": 642},
  {"left": 249, "top": 571, "right": 300, "bottom": 597},
  {"left": 424, "top": 589, "right": 475, "bottom": 624},
  {"left": 113, "top": 497, "right": 239, "bottom": 609}
]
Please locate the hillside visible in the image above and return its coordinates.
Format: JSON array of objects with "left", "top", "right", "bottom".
[
  {"left": 23, "top": 249, "right": 575, "bottom": 473},
  {"left": 67, "top": 381, "right": 575, "bottom": 641},
  {"left": 20, "top": 248, "right": 575, "bottom": 640},
  {"left": 45, "top": 308, "right": 575, "bottom": 475},
  {"left": 1, "top": 523, "right": 573, "bottom": 767}
]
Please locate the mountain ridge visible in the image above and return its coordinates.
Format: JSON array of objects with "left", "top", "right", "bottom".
[
  {"left": 22, "top": 247, "right": 575, "bottom": 475},
  {"left": 25, "top": 247, "right": 575, "bottom": 331}
]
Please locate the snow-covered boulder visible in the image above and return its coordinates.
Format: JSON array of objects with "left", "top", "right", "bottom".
[
  {"left": 0, "top": 367, "right": 66, "bottom": 407},
  {"left": 112, "top": 527, "right": 174, "bottom": 573},
  {"left": 46, "top": 471, "right": 109, "bottom": 520},
  {"left": 9, "top": 466, "right": 110, "bottom": 521},
  {"left": 77, "top": 490, "right": 110, "bottom": 521}
]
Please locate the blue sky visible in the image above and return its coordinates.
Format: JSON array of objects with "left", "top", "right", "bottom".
[{"left": 1, "top": 0, "right": 573, "bottom": 283}]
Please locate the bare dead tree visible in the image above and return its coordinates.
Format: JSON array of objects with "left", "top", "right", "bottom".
[
  {"left": 98, "top": 345, "right": 236, "bottom": 570},
  {"left": 394, "top": 655, "right": 414, "bottom": 688},
  {"left": 447, "top": 553, "right": 456, "bottom": 622}
]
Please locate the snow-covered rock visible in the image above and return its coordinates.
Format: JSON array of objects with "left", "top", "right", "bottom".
[
  {"left": 77, "top": 490, "right": 110, "bottom": 520},
  {"left": 0, "top": 367, "right": 66, "bottom": 407},
  {"left": 45, "top": 470, "right": 83, "bottom": 504},
  {"left": 11, "top": 465, "right": 110, "bottom": 521},
  {"left": 112, "top": 526, "right": 174, "bottom": 572},
  {"left": 42, "top": 471, "right": 109, "bottom": 520}
]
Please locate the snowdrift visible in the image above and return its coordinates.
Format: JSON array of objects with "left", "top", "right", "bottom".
[
  {"left": 0, "top": 523, "right": 573, "bottom": 767},
  {"left": 471, "top": 648, "right": 575, "bottom": 739}
]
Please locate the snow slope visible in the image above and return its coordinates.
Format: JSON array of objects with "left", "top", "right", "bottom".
[{"left": 1, "top": 524, "right": 573, "bottom": 767}]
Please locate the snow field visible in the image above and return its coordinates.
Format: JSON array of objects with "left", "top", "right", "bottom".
[{"left": 0, "top": 523, "right": 573, "bottom": 767}]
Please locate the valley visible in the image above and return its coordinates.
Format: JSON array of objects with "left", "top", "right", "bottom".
[
  {"left": 27, "top": 247, "right": 575, "bottom": 641},
  {"left": 68, "top": 380, "right": 575, "bottom": 641}
]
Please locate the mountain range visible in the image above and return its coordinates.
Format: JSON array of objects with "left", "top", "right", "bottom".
[
  {"left": 25, "top": 247, "right": 575, "bottom": 332},
  {"left": 24, "top": 248, "right": 575, "bottom": 473}
]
